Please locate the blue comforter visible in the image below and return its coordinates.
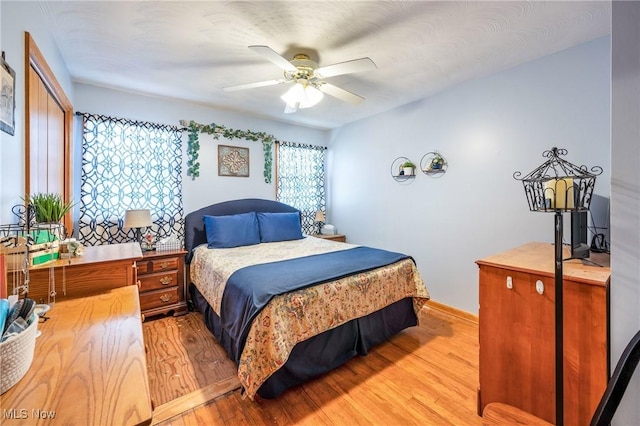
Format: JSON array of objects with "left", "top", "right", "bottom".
[{"left": 220, "top": 246, "right": 411, "bottom": 363}]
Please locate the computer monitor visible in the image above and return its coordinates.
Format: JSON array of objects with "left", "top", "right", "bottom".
[
  {"left": 588, "top": 194, "right": 610, "bottom": 253},
  {"left": 571, "top": 210, "right": 590, "bottom": 259}
]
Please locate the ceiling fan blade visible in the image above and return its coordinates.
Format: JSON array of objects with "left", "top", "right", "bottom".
[
  {"left": 223, "top": 79, "right": 287, "bottom": 92},
  {"left": 318, "top": 83, "right": 365, "bottom": 105},
  {"left": 315, "top": 57, "right": 376, "bottom": 78},
  {"left": 249, "top": 45, "right": 298, "bottom": 73}
]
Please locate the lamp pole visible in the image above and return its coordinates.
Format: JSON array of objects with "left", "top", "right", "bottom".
[{"left": 554, "top": 210, "right": 564, "bottom": 426}]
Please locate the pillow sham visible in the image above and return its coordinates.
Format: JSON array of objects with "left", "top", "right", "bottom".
[
  {"left": 257, "top": 212, "right": 304, "bottom": 243},
  {"left": 203, "top": 212, "right": 260, "bottom": 248}
]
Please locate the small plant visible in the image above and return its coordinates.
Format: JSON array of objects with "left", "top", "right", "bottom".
[
  {"left": 24, "top": 193, "right": 75, "bottom": 223},
  {"left": 401, "top": 161, "right": 416, "bottom": 169},
  {"left": 430, "top": 153, "right": 445, "bottom": 170}
]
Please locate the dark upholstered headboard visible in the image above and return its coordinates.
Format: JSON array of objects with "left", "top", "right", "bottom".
[{"left": 184, "top": 198, "right": 300, "bottom": 263}]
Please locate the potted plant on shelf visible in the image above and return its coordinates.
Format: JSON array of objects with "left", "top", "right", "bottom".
[
  {"left": 401, "top": 161, "right": 416, "bottom": 176},
  {"left": 23, "top": 193, "right": 75, "bottom": 241},
  {"left": 429, "top": 152, "right": 445, "bottom": 171}
]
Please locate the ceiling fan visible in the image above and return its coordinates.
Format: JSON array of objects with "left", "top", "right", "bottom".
[{"left": 223, "top": 45, "right": 377, "bottom": 113}]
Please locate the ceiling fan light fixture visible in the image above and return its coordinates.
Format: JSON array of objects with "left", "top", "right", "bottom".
[{"left": 281, "top": 82, "right": 324, "bottom": 109}]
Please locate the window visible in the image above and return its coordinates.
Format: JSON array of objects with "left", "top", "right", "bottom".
[
  {"left": 276, "top": 142, "right": 326, "bottom": 234},
  {"left": 77, "top": 113, "right": 183, "bottom": 245}
]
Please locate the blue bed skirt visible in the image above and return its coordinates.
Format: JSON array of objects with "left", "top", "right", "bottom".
[{"left": 189, "top": 283, "right": 417, "bottom": 399}]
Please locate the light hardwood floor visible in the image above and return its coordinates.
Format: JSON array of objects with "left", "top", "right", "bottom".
[{"left": 152, "top": 304, "right": 484, "bottom": 426}]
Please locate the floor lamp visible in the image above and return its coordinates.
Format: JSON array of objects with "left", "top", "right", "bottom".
[{"left": 514, "top": 147, "right": 602, "bottom": 426}]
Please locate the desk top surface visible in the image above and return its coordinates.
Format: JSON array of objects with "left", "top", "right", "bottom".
[
  {"left": 1, "top": 285, "right": 152, "bottom": 426},
  {"left": 476, "top": 241, "right": 611, "bottom": 287},
  {"left": 30, "top": 242, "right": 143, "bottom": 270}
]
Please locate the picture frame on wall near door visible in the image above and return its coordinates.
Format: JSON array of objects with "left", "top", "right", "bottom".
[{"left": 1, "top": 52, "right": 16, "bottom": 136}]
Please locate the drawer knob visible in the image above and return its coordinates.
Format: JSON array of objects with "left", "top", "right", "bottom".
[
  {"left": 137, "top": 280, "right": 141, "bottom": 288},
  {"left": 160, "top": 294, "right": 172, "bottom": 303},
  {"left": 159, "top": 276, "right": 173, "bottom": 285},
  {"left": 159, "top": 261, "right": 170, "bottom": 269}
]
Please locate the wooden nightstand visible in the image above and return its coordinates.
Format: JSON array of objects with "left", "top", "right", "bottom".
[
  {"left": 137, "top": 249, "right": 188, "bottom": 320},
  {"left": 313, "top": 234, "right": 346, "bottom": 243}
]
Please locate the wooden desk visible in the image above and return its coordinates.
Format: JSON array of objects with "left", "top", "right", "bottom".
[
  {"left": 477, "top": 242, "right": 610, "bottom": 425},
  {"left": 1, "top": 286, "right": 153, "bottom": 426},
  {"left": 28, "top": 243, "right": 142, "bottom": 303}
]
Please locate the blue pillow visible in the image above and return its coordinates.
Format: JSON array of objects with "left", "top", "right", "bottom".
[
  {"left": 257, "top": 212, "right": 304, "bottom": 243},
  {"left": 203, "top": 212, "right": 260, "bottom": 248}
]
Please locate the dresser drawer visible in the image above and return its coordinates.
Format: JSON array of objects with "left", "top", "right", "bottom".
[
  {"left": 139, "top": 286, "right": 180, "bottom": 311},
  {"left": 138, "top": 270, "right": 179, "bottom": 292},
  {"left": 138, "top": 257, "right": 180, "bottom": 275}
]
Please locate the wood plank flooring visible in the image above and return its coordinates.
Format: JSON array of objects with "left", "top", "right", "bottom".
[
  {"left": 143, "top": 312, "right": 238, "bottom": 407},
  {"left": 147, "top": 304, "right": 484, "bottom": 425}
]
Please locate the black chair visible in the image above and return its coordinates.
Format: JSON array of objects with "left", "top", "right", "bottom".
[{"left": 590, "top": 329, "right": 640, "bottom": 425}]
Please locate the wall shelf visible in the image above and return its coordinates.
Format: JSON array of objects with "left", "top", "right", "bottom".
[{"left": 390, "top": 156, "right": 417, "bottom": 182}]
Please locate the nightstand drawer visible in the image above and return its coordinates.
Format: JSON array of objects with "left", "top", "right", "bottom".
[
  {"left": 138, "top": 270, "right": 179, "bottom": 292},
  {"left": 138, "top": 257, "right": 180, "bottom": 274},
  {"left": 139, "top": 287, "right": 180, "bottom": 311}
]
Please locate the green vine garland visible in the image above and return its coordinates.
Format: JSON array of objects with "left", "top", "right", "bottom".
[{"left": 183, "top": 120, "right": 276, "bottom": 184}]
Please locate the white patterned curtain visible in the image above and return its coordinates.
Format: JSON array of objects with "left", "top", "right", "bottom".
[
  {"left": 276, "top": 142, "right": 326, "bottom": 234},
  {"left": 78, "top": 113, "right": 183, "bottom": 245}
]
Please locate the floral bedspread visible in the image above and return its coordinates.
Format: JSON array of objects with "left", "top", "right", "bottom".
[{"left": 190, "top": 236, "right": 430, "bottom": 399}]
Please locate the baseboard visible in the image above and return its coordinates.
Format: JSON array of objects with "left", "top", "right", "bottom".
[
  {"left": 425, "top": 299, "right": 478, "bottom": 324},
  {"left": 151, "top": 376, "right": 241, "bottom": 425}
]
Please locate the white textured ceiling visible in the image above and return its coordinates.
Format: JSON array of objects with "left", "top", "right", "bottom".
[{"left": 39, "top": 1, "right": 611, "bottom": 129}]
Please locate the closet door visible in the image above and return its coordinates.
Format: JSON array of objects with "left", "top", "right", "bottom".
[{"left": 28, "top": 66, "right": 65, "bottom": 195}]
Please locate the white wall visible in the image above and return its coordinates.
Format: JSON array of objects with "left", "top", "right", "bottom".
[
  {"left": 73, "top": 84, "right": 328, "bottom": 214},
  {"left": 610, "top": 2, "right": 640, "bottom": 424},
  {"left": 328, "top": 37, "right": 611, "bottom": 314},
  {"left": 0, "top": 1, "right": 74, "bottom": 223}
]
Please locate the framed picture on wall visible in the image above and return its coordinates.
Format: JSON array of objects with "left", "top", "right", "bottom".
[
  {"left": 0, "top": 52, "right": 16, "bottom": 136},
  {"left": 218, "top": 145, "right": 249, "bottom": 177}
]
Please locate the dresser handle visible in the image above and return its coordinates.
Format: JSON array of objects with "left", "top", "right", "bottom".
[
  {"left": 159, "top": 261, "right": 170, "bottom": 269},
  {"left": 160, "top": 294, "right": 172, "bottom": 303},
  {"left": 137, "top": 280, "right": 141, "bottom": 289},
  {"left": 159, "top": 276, "right": 173, "bottom": 285}
]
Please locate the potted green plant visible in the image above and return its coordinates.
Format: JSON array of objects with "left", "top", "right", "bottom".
[
  {"left": 23, "top": 193, "right": 75, "bottom": 242},
  {"left": 401, "top": 161, "right": 416, "bottom": 176},
  {"left": 430, "top": 153, "right": 445, "bottom": 171},
  {"left": 25, "top": 193, "right": 74, "bottom": 223}
]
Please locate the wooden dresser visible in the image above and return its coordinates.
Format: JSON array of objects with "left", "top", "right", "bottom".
[
  {"left": 136, "top": 249, "right": 188, "bottom": 320},
  {"left": 27, "top": 242, "right": 142, "bottom": 303},
  {"left": 477, "top": 242, "right": 611, "bottom": 425},
  {"left": 1, "top": 286, "right": 153, "bottom": 425}
]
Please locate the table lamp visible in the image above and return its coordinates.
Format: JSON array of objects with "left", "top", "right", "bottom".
[
  {"left": 315, "top": 210, "right": 325, "bottom": 235},
  {"left": 124, "top": 209, "right": 152, "bottom": 248}
]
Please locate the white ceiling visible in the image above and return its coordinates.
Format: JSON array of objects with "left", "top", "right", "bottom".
[{"left": 39, "top": 1, "right": 611, "bottom": 130}]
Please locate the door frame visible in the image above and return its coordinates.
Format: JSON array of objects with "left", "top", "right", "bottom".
[{"left": 24, "top": 32, "right": 74, "bottom": 232}]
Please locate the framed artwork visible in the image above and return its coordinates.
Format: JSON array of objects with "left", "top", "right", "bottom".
[
  {"left": 218, "top": 145, "right": 249, "bottom": 177},
  {"left": 0, "top": 53, "right": 16, "bottom": 136}
]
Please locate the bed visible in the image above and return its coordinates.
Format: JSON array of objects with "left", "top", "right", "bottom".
[{"left": 184, "top": 198, "right": 429, "bottom": 399}]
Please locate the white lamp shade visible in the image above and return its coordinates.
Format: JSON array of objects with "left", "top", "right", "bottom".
[
  {"left": 124, "top": 209, "right": 152, "bottom": 229},
  {"left": 281, "top": 83, "right": 324, "bottom": 109},
  {"left": 315, "top": 210, "right": 325, "bottom": 222}
]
